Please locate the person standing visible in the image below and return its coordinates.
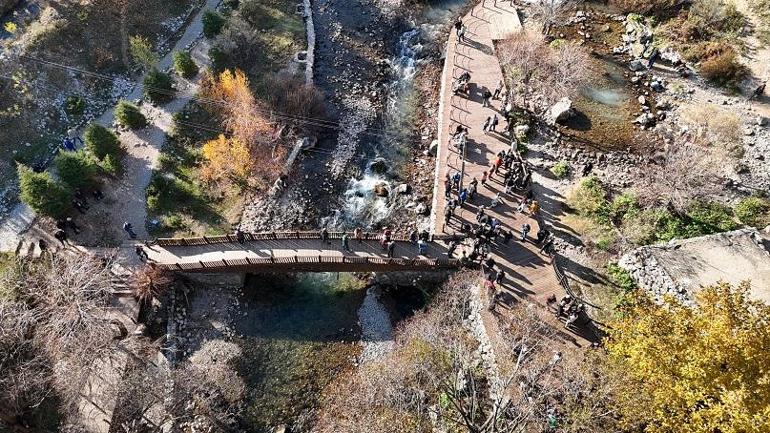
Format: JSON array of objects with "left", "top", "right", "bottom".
[
  {"left": 321, "top": 227, "right": 330, "bottom": 244},
  {"left": 417, "top": 239, "right": 428, "bottom": 256},
  {"left": 482, "top": 88, "right": 492, "bottom": 107},
  {"left": 520, "top": 223, "right": 531, "bottom": 241},
  {"left": 481, "top": 171, "right": 488, "bottom": 186},
  {"left": 123, "top": 222, "right": 137, "bottom": 239},
  {"left": 457, "top": 24, "right": 466, "bottom": 43},
  {"left": 444, "top": 174, "right": 452, "bottom": 199},
  {"left": 409, "top": 229, "right": 419, "bottom": 244},
  {"left": 458, "top": 188, "right": 468, "bottom": 206},
  {"left": 444, "top": 206, "right": 453, "bottom": 228},
  {"left": 496, "top": 269, "right": 506, "bottom": 285},
  {"left": 54, "top": 229, "right": 67, "bottom": 247},
  {"left": 354, "top": 227, "right": 363, "bottom": 243},
  {"left": 387, "top": 240, "right": 396, "bottom": 258},
  {"left": 342, "top": 233, "right": 351, "bottom": 252},
  {"left": 490, "top": 114, "right": 499, "bottom": 133},
  {"left": 235, "top": 228, "right": 246, "bottom": 245}
]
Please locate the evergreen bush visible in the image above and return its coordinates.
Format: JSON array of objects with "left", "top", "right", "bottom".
[
  {"left": 17, "top": 165, "right": 70, "bottom": 218},
  {"left": 114, "top": 100, "right": 147, "bottom": 129},
  {"left": 84, "top": 123, "right": 121, "bottom": 160}
]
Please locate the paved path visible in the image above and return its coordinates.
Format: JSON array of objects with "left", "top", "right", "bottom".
[
  {"left": 431, "top": 0, "right": 566, "bottom": 308},
  {"left": 0, "top": 0, "right": 219, "bottom": 252}
]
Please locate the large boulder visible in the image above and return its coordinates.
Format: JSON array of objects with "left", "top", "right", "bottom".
[
  {"left": 0, "top": 0, "right": 20, "bottom": 16},
  {"left": 374, "top": 182, "right": 389, "bottom": 197},
  {"left": 369, "top": 157, "right": 388, "bottom": 175},
  {"left": 547, "top": 97, "right": 574, "bottom": 125}
]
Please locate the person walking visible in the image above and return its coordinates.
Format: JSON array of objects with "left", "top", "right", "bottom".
[
  {"left": 468, "top": 178, "right": 478, "bottom": 198},
  {"left": 482, "top": 88, "right": 492, "bottom": 107},
  {"left": 321, "top": 227, "right": 330, "bottom": 244},
  {"left": 482, "top": 116, "right": 491, "bottom": 134},
  {"left": 342, "top": 233, "right": 351, "bottom": 252},
  {"left": 490, "top": 114, "right": 499, "bottom": 133},
  {"left": 235, "top": 228, "right": 246, "bottom": 245},
  {"left": 444, "top": 206, "right": 453, "bottom": 228},
  {"left": 490, "top": 192, "right": 503, "bottom": 208},
  {"left": 387, "top": 240, "right": 396, "bottom": 258},
  {"left": 409, "top": 229, "right": 419, "bottom": 244},
  {"left": 520, "top": 222, "right": 531, "bottom": 241},
  {"left": 458, "top": 188, "right": 468, "bottom": 206},
  {"left": 457, "top": 24, "right": 466, "bottom": 43},
  {"left": 502, "top": 229, "right": 513, "bottom": 245},
  {"left": 540, "top": 236, "right": 554, "bottom": 255},
  {"left": 123, "top": 222, "right": 137, "bottom": 239},
  {"left": 493, "top": 79, "right": 504, "bottom": 99},
  {"left": 54, "top": 229, "right": 67, "bottom": 247},
  {"left": 135, "top": 244, "right": 149, "bottom": 262},
  {"left": 481, "top": 171, "right": 488, "bottom": 186},
  {"left": 447, "top": 239, "right": 459, "bottom": 258},
  {"left": 354, "top": 227, "right": 363, "bottom": 243},
  {"left": 495, "top": 269, "right": 506, "bottom": 285},
  {"left": 444, "top": 174, "right": 452, "bottom": 199}
]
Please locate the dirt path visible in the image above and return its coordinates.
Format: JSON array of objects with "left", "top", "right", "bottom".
[{"left": 0, "top": 0, "right": 220, "bottom": 251}]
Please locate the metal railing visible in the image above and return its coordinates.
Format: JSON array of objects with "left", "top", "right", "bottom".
[
  {"left": 155, "top": 231, "right": 457, "bottom": 247},
  {"left": 155, "top": 255, "right": 461, "bottom": 271}
]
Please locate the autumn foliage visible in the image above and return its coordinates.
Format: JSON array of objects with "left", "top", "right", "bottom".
[
  {"left": 200, "top": 69, "right": 283, "bottom": 186},
  {"left": 605, "top": 282, "right": 770, "bottom": 433}
]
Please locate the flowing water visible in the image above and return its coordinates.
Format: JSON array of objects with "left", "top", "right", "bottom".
[
  {"left": 230, "top": 1, "right": 466, "bottom": 430},
  {"left": 333, "top": 0, "right": 466, "bottom": 228}
]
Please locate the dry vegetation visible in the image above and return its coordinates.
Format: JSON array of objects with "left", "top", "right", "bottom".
[
  {"left": 316, "top": 272, "right": 617, "bottom": 433},
  {"left": 498, "top": 32, "right": 593, "bottom": 112},
  {"left": 0, "top": 254, "right": 120, "bottom": 430}
]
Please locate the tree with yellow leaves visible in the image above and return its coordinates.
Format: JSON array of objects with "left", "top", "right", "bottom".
[
  {"left": 605, "top": 282, "right": 770, "bottom": 433},
  {"left": 201, "top": 134, "right": 253, "bottom": 184}
]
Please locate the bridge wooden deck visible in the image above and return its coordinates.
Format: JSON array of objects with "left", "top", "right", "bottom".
[
  {"left": 144, "top": 233, "right": 459, "bottom": 273},
  {"left": 429, "top": 0, "right": 566, "bottom": 307}
]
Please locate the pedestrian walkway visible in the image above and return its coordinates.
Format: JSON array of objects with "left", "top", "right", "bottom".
[
  {"left": 137, "top": 232, "right": 459, "bottom": 273},
  {"left": 430, "top": 0, "right": 566, "bottom": 308}
]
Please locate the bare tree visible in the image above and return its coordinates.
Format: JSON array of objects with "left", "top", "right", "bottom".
[
  {"left": 498, "top": 32, "right": 592, "bottom": 112},
  {"left": 131, "top": 265, "right": 174, "bottom": 304},
  {"left": 316, "top": 272, "right": 617, "bottom": 433},
  {"left": 632, "top": 139, "right": 727, "bottom": 213},
  {"left": 0, "top": 254, "right": 120, "bottom": 429},
  {"left": 530, "top": 0, "right": 583, "bottom": 35}
]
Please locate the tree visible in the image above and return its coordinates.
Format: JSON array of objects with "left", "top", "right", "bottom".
[
  {"left": 172, "top": 50, "right": 199, "bottom": 78},
  {"left": 202, "top": 10, "right": 226, "bottom": 38},
  {"left": 201, "top": 134, "right": 253, "bottom": 184},
  {"left": 531, "top": 0, "right": 582, "bottom": 35},
  {"left": 143, "top": 67, "right": 174, "bottom": 103},
  {"left": 605, "top": 282, "right": 770, "bottom": 433},
  {"left": 114, "top": 100, "right": 147, "bottom": 129},
  {"left": 54, "top": 149, "right": 98, "bottom": 189},
  {"left": 84, "top": 123, "right": 121, "bottom": 160},
  {"left": 0, "top": 254, "right": 121, "bottom": 429},
  {"left": 128, "top": 35, "right": 158, "bottom": 72},
  {"left": 17, "top": 164, "right": 70, "bottom": 218},
  {"left": 201, "top": 69, "right": 281, "bottom": 183},
  {"left": 498, "top": 32, "right": 591, "bottom": 112}
]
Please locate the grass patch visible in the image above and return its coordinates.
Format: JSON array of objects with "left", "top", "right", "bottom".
[{"left": 146, "top": 103, "right": 240, "bottom": 237}]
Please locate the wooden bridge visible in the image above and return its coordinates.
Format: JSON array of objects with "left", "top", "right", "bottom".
[{"left": 144, "top": 231, "right": 460, "bottom": 273}]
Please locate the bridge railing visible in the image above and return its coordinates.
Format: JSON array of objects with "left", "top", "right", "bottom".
[
  {"left": 154, "top": 231, "right": 458, "bottom": 247},
  {"left": 154, "top": 255, "right": 461, "bottom": 271}
]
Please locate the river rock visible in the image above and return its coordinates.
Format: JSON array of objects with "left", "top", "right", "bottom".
[
  {"left": 414, "top": 203, "right": 428, "bottom": 215},
  {"left": 374, "top": 182, "right": 389, "bottom": 197},
  {"left": 638, "top": 95, "right": 647, "bottom": 105},
  {"left": 628, "top": 59, "right": 646, "bottom": 71},
  {"left": 547, "top": 97, "right": 573, "bottom": 125},
  {"left": 369, "top": 158, "right": 388, "bottom": 174},
  {"left": 634, "top": 113, "right": 655, "bottom": 127},
  {"left": 396, "top": 183, "right": 411, "bottom": 195},
  {"left": 425, "top": 139, "right": 438, "bottom": 156}
]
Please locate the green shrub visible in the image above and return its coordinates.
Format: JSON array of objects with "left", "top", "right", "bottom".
[
  {"left": 143, "top": 68, "right": 174, "bottom": 103},
  {"left": 54, "top": 149, "right": 97, "bottom": 189},
  {"left": 606, "top": 263, "right": 637, "bottom": 291},
  {"left": 64, "top": 95, "right": 85, "bottom": 116},
  {"left": 84, "top": 123, "right": 121, "bottom": 160},
  {"left": 101, "top": 153, "right": 123, "bottom": 176},
  {"left": 734, "top": 197, "right": 770, "bottom": 227},
  {"left": 17, "top": 165, "right": 70, "bottom": 218},
  {"left": 129, "top": 35, "right": 158, "bottom": 71},
  {"left": 609, "top": 191, "right": 640, "bottom": 222},
  {"left": 172, "top": 50, "right": 199, "bottom": 78},
  {"left": 685, "top": 200, "right": 738, "bottom": 235},
  {"left": 568, "top": 176, "right": 608, "bottom": 219},
  {"left": 223, "top": 0, "right": 240, "bottom": 9},
  {"left": 202, "top": 10, "right": 225, "bottom": 38},
  {"left": 208, "top": 46, "right": 229, "bottom": 73},
  {"left": 114, "top": 100, "right": 147, "bottom": 129},
  {"left": 550, "top": 161, "right": 569, "bottom": 179}
]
